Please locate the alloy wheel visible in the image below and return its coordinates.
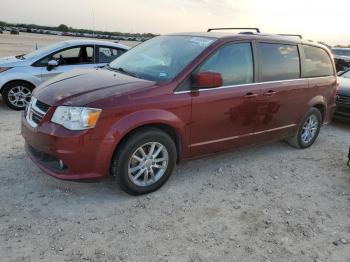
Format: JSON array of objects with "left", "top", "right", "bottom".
[
  {"left": 7, "top": 86, "right": 32, "bottom": 108},
  {"left": 128, "top": 142, "right": 169, "bottom": 187},
  {"left": 301, "top": 114, "right": 319, "bottom": 144}
]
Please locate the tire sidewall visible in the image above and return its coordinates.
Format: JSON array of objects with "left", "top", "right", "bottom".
[
  {"left": 297, "top": 108, "right": 322, "bottom": 148},
  {"left": 114, "top": 129, "right": 177, "bottom": 195}
]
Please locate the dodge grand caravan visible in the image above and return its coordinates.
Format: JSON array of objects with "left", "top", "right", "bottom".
[{"left": 21, "top": 28, "right": 337, "bottom": 195}]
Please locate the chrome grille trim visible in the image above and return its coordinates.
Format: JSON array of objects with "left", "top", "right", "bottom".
[
  {"left": 25, "top": 97, "right": 49, "bottom": 128},
  {"left": 336, "top": 93, "right": 350, "bottom": 105}
]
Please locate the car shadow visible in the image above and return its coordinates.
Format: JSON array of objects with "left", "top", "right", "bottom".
[{"left": 331, "top": 118, "right": 350, "bottom": 131}]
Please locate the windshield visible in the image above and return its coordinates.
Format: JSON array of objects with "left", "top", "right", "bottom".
[
  {"left": 109, "top": 35, "right": 216, "bottom": 82},
  {"left": 340, "top": 70, "right": 350, "bottom": 78},
  {"left": 23, "top": 42, "right": 67, "bottom": 60}
]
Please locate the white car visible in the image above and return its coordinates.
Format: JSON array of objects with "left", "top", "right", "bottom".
[{"left": 0, "top": 40, "right": 129, "bottom": 110}]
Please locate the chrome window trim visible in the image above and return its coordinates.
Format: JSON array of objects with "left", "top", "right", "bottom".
[
  {"left": 174, "top": 75, "right": 335, "bottom": 94},
  {"left": 189, "top": 124, "right": 297, "bottom": 148}
]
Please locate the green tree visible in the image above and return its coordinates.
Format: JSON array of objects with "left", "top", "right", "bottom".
[{"left": 57, "top": 24, "right": 69, "bottom": 32}]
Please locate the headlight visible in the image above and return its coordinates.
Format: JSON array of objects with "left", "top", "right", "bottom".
[
  {"left": 51, "top": 106, "right": 102, "bottom": 130},
  {"left": 0, "top": 67, "right": 12, "bottom": 73}
]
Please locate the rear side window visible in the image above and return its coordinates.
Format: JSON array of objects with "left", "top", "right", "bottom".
[
  {"left": 303, "top": 45, "right": 334, "bottom": 77},
  {"left": 258, "top": 43, "right": 300, "bottom": 82},
  {"left": 98, "top": 46, "right": 126, "bottom": 63},
  {"left": 198, "top": 43, "right": 254, "bottom": 86}
]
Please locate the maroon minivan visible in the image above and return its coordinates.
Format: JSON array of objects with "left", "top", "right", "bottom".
[{"left": 21, "top": 29, "right": 337, "bottom": 194}]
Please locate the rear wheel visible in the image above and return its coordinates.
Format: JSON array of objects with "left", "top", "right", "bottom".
[
  {"left": 287, "top": 107, "right": 322, "bottom": 148},
  {"left": 110, "top": 127, "right": 177, "bottom": 195},
  {"left": 2, "top": 81, "right": 34, "bottom": 110}
]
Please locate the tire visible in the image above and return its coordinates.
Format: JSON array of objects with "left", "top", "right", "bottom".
[
  {"left": 287, "top": 107, "right": 322, "bottom": 149},
  {"left": 110, "top": 127, "right": 177, "bottom": 195},
  {"left": 2, "top": 81, "right": 34, "bottom": 110}
]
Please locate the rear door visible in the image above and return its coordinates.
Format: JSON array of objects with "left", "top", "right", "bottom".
[
  {"left": 189, "top": 42, "right": 263, "bottom": 156},
  {"left": 252, "top": 42, "right": 308, "bottom": 141}
]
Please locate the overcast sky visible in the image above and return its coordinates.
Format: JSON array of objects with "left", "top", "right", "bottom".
[{"left": 0, "top": 0, "right": 349, "bottom": 45}]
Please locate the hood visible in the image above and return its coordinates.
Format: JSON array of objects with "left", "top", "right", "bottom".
[
  {"left": 33, "top": 68, "right": 156, "bottom": 106},
  {"left": 0, "top": 56, "right": 33, "bottom": 67},
  {"left": 339, "top": 77, "right": 350, "bottom": 94}
]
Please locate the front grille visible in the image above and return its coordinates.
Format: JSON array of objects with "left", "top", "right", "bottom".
[
  {"left": 35, "top": 100, "right": 50, "bottom": 112},
  {"left": 32, "top": 113, "right": 42, "bottom": 124},
  {"left": 26, "top": 97, "right": 50, "bottom": 128},
  {"left": 336, "top": 93, "right": 350, "bottom": 105},
  {"left": 27, "top": 144, "right": 68, "bottom": 172}
]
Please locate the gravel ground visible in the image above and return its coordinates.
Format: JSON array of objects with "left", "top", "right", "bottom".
[
  {"left": 0, "top": 97, "right": 349, "bottom": 262},
  {"left": 0, "top": 33, "right": 350, "bottom": 262}
]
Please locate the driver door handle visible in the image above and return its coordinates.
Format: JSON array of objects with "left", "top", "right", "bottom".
[
  {"left": 263, "top": 90, "right": 277, "bottom": 96},
  {"left": 244, "top": 92, "right": 258, "bottom": 98}
]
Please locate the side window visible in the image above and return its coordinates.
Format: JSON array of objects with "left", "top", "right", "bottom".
[
  {"left": 198, "top": 43, "right": 254, "bottom": 86},
  {"left": 98, "top": 47, "right": 125, "bottom": 63},
  {"left": 39, "top": 46, "right": 94, "bottom": 66},
  {"left": 303, "top": 45, "right": 334, "bottom": 77},
  {"left": 258, "top": 43, "right": 300, "bottom": 82}
]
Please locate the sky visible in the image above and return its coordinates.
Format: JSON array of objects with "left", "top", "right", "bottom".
[{"left": 0, "top": 0, "right": 349, "bottom": 45}]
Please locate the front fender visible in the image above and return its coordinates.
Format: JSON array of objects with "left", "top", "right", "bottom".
[
  {"left": 0, "top": 71, "right": 41, "bottom": 91},
  {"left": 104, "top": 109, "right": 189, "bottom": 162}
]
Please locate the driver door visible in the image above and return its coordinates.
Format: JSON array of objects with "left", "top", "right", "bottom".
[
  {"left": 189, "top": 42, "right": 262, "bottom": 156},
  {"left": 40, "top": 45, "right": 95, "bottom": 83}
]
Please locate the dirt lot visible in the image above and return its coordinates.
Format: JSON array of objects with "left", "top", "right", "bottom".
[{"left": 0, "top": 33, "right": 350, "bottom": 262}]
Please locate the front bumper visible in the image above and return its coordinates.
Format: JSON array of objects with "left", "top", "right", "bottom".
[
  {"left": 21, "top": 113, "right": 114, "bottom": 180},
  {"left": 334, "top": 104, "right": 350, "bottom": 119}
]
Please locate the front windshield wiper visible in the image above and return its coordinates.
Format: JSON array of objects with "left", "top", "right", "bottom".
[
  {"left": 107, "top": 65, "right": 140, "bottom": 79},
  {"left": 15, "top": 54, "right": 26, "bottom": 60}
]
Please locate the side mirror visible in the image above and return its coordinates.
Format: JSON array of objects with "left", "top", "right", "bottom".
[
  {"left": 192, "top": 71, "right": 223, "bottom": 89},
  {"left": 47, "top": 60, "right": 58, "bottom": 71}
]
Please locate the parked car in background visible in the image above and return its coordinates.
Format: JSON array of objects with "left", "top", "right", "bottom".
[
  {"left": 334, "top": 68, "right": 350, "bottom": 119},
  {"left": 0, "top": 40, "right": 129, "bottom": 110},
  {"left": 332, "top": 48, "right": 350, "bottom": 72},
  {"left": 0, "top": 27, "right": 3, "bottom": 34},
  {"left": 10, "top": 28, "right": 19, "bottom": 35},
  {"left": 21, "top": 29, "right": 337, "bottom": 195}
]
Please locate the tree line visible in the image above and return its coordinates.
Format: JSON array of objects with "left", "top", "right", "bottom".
[{"left": 0, "top": 21, "right": 157, "bottom": 38}]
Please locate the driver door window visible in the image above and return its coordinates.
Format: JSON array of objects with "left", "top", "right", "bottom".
[
  {"left": 39, "top": 46, "right": 94, "bottom": 66},
  {"left": 198, "top": 43, "right": 254, "bottom": 87}
]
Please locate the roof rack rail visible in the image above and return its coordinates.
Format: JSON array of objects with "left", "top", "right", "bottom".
[
  {"left": 207, "top": 28, "right": 260, "bottom": 33},
  {"left": 277, "top": 34, "right": 303, "bottom": 39}
]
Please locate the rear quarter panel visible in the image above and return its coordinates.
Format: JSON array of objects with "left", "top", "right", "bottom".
[{"left": 307, "top": 76, "right": 337, "bottom": 124}]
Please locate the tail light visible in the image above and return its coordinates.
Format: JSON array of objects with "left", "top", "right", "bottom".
[{"left": 336, "top": 77, "right": 340, "bottom": 92}]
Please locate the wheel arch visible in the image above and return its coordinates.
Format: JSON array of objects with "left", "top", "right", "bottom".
[
  {"left": 106, "top": 109, "right": 189, "bottom": 171},
  {"left": 312, "top": 103, "right": 326, "bottom": 122},
  {"left": 114, "top": 123, "right": 182, "bottom": 163},
  {"left": 307, "top": 95, "right": 327, "bottom": 123},
  {"left": 0, "top": 79, "right": 36, "bottom": 94}
]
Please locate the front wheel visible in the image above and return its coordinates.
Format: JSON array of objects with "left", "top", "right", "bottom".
[
  {"left": 287, "top": 107, "right": 322, "bottom": 149},
  {"left": 2, "top": 81, "right": 34, "bottom": 110},
  {"left": 110, "top": 127, "right": 177, "bottom": 195}
]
